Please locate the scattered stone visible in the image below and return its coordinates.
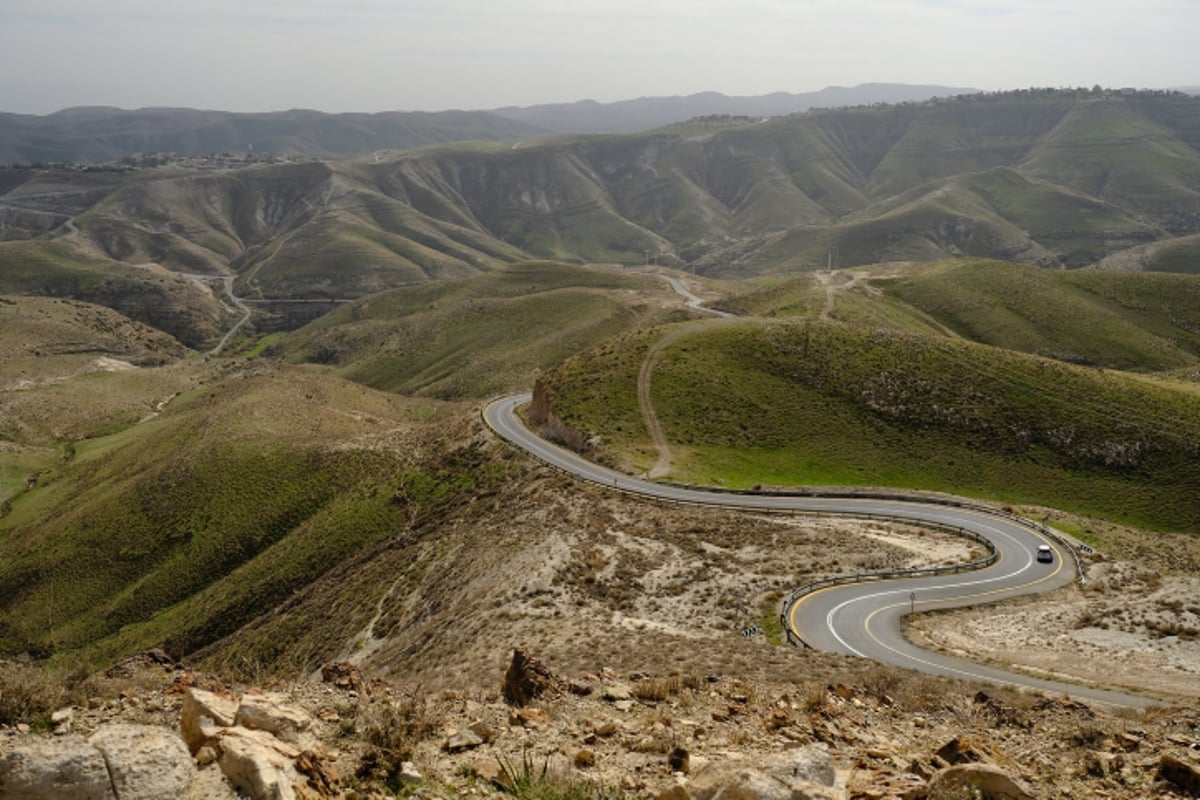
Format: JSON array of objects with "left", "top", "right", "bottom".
[
  {"left": 295, "top": 748, "right": 341, "bottom": 797},
  {"left": 163, "top": 670, "right": 225, "bottom": 695},
  {"left": 634, "top": 735, "right": 667, "bottom": 754},
  {"left": 508, "top": 707, "right": 549, "bottom": 728},
  {"left": 1032, "top": 696, "right": 1094, "bottom": 719},
  {"left": 196, "top": 744, "right": 219, "bottom": 767},
  {"left": 765, "top": 709, "right": 790, "bottom": 730},
  {"left": 320, "top": 662, "right": 364, "bottom": 694},
  {"left": 502, "top": 648, "right": 559, "bottom": 707},
  {"left": 848, "top": 767, "right": 926, "bottom": 800},
  {"left": 466, "top": 757, "right": 501, "bottom": 783},
  {"left": 1116, "top": 732, "right": 1142, "bottom": 752},
  {"left": 104, "top": 648, "right": 177, "bottom": 679},
  {"left": 593, "top": 720, "right": 619, "bottom": 737},
  {"left": 602, "top": 682, "right": 633, "bottom": 701},
  {"left": 910, "top": 758, "right": 936, "bottom": 781},
  {"left": 567, "top": 680, "right": 593, "bottom": 696},
  {"left": 444, "top": 728, "right": 484, "bottom": 752},
  {"left": 656, "top": 786, "right": 692, "bottom": 800},
  {"left": 935, "top": 736, "right": 989, "bottom": 766},
  {"left": 468, "top": 720, "right": 495, "bottom": 743},
  {"left": 614, "top": 700, "right": 635, "bottom": 712},
  {"left": 575, "top": 749, "right": 596, "bottom": 768},
  {"left": 1082, "top": 750, "right": 1124, "bottom": 777},
  {"left": 398, "top": 760, "right": 423, "bottom": 786}
]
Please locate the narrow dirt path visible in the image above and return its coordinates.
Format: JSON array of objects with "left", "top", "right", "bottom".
[
  {"left": 814, "top": 269, "right": 869, "bottom": 321},
  {"left": 637, "top": 274, "right": 736, "bottom": 478}
]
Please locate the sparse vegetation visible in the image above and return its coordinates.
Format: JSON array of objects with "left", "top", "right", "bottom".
[
  {"left": 354, "top": 688, "right": 439, "bottom": 789},
  {"left": 495, "top": 748, "right": 626, "bottom": 800}
]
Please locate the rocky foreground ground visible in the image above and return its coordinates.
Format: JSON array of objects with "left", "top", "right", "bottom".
[{"left": 2, "top": 648, "right": 1199, "bottom": 799}]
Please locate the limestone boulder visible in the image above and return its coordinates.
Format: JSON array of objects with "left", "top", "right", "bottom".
[
  {"left": 217, "top": 726, "right": 304, "bottom": 800},
  {"left": 0, "top": 735, "right": 115, "bottom": 800},
  {"left": 181, "top": 689, "right": 239, "bottom": 755},
  {"left": 234, "top": 692, "right": 313, "bottom": 746},
  {"left": 683, "top": 745, "right": 845, "bottom": 800},
  {"left": 88, "top": 724, "right": 194, "bottom": 800},
  {"left": 926, "top": 763, "right": 1035, "bottom": 800}
]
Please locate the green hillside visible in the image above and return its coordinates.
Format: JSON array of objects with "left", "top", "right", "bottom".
[
  {"left": 1021, "top": 97, "right": 1200, "bottom": 231},
  {"left": 0, "top": 364, "right": 493, "bottom": 663},
  {"left": 535, "top": 318, "right": 1200, "bottom": 530},
  {"left": 273, "top": 261, "right": 685, "bottom": 398},
  {"left": 0, "top": 240, "right": 230, "bottom": 348},
  {"left": 878, "top": 261, "right": 1200, "bottom": 370},
  {"left": 6, "top": 90, "right": 1199, "bottom": 326},
  {"left": 720, "top": 260, "right": 1200, "bottom": 372}
]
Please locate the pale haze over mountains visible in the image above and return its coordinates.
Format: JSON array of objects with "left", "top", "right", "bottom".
[{"left": 2, "top": 0, "right": 1198, "bottom": 115}]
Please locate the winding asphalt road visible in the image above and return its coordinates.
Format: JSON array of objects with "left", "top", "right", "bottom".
[{"left": 484, "top": 393, "right": 1157, "bottom": 709}]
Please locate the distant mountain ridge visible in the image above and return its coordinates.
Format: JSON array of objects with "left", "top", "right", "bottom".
[
  {"left": 3, "top": 88, "right": 1200, "bottom": 349},
  {"left": 0, "top": 84, "right": 976, "bottom": 164},
  {"left": 489, "top": 83, "right": 979, "bottom": 134},
  {"left": 0, "top": 107, "right": 544, "bottom": 165}
]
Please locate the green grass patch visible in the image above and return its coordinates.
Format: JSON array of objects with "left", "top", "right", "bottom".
[
  {"left": 540, "top": 319, "right": 1200, "bottom": 530},
  {"left": 878, "top": 259, "right": 1200, "bottom": 370},
  {"left": 240, "top": 333, "right": 285, "bottom": 358},
  {"left": 0, "top": 449, "right": 56, "bottom": 503},
  {"left": 759, "top": 592, "right": 784, "bottom": 645}
]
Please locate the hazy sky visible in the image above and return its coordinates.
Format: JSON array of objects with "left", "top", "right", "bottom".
[{"left": 2, "top": 0, "right": 1197, "bottom": 115}]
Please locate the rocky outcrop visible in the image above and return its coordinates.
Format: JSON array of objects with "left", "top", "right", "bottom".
[
  {"left": 319, "top": 661, "right": 363, "bottom": 694},
  {"left": 527, "top": 381, "right": 589, "bottom": 453},
  {"left": 180, "top": 687, "right": 338, "bottom": 800},
  {"left": 502, "top": 647, "right": 560, "bottom": 707},
  {"left": 180, "top": 688, "right": 239, "bottom": 755}
]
